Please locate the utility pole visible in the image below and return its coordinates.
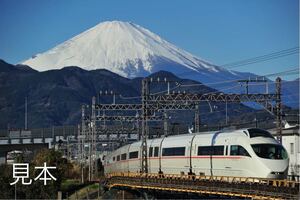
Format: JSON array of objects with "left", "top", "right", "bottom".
[
  {"left": 136, "top": 112, "right": 141, "bottom": 140},
  {"left": 141, "top": 79, "right": 149, "bottom": 173},
  {"left": 194, "top": 104, "right": 200, "bottom": 133},
  {"left": 25, "top": 97, "right": 28, "bottom": 130},
  {"left": 276, "top": 77, "right": 282, "bottom": 144},
  {"left": 88, "top": 122, "right": 91, "bottom": 181},
  {"left": 225, "top": 100, "right": 228, "bottom": 126},
  {"left": 80, "top": 105, "right": 86, "bottom": 183},
  {"left": 91, "top": 97, "right": 96, "bottom": 180},
  {"left": 163, "top": 110, "right": 168, "bottom": 136}
]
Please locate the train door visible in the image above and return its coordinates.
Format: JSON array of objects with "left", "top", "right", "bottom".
[
  {"left": 188, "top": 135, "right": 197, "bottom": 175},
  {"left": 223, "top": 138, "right": 233, "bottom": 177},
  {"left": 223, "top": 138, "right": 241, "bottom": 177},
  {"left": 157, "top": 137, "right": 165, "bottom": 174},
  {"left": 210, "top": 132, "right": 226, "bottom": 176},
  {"left": 193, "top": 136, "right": 211, "bottom": 176},
  {"left": 126, "top": 144, "right": 131, "bottom": 172}
]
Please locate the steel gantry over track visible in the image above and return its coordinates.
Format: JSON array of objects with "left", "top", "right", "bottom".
[
  {"left": 138, "top": 77, "right": 282, "bottom": 173},
  {"left": 86, "top": 77, "right": 282, "bottom": 175}
]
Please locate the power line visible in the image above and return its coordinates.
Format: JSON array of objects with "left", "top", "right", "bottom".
[
  {"left": 118, "top": 67, "right": 298, "bottom": 100},
  {"left": 178, "top": 67, "right": 299, "bottom": 88},
  {"left": 176, "top": 47, "right": 299, "bottom": 77},
  {"left": 221, "top": 47, "right": 299, "bottom": 69}
]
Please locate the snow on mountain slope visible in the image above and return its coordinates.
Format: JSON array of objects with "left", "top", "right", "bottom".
[
  {"left": 21, "top": 21, "right": 298, "bottom": 108},
  {"left": 22, "top": 21, "right": 235, "bottom": 78}
]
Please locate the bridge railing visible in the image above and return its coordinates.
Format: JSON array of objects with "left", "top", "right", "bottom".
[{"left": 104, "top": 172, "right": 300, "bottom": 199}]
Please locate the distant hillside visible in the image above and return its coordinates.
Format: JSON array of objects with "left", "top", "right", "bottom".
[{"left": 0, "top": 59, "right": 279, "bottom": 129}]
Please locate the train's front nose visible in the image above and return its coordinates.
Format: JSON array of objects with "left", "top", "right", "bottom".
[
  {"left": 251, "top": 143, "right": 289, "bottom": 179},
  {"left": 267, "top": 170, "right": 288, "bottom": 179},
  {"left": 261, "top": 158, "right": 289, "bottom": 179}
]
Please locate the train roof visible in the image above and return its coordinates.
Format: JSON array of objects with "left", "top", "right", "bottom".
[
  {"left": 146, "top": 128, "right": 275, "bottom": 144},
  {"left": 164, "top": 128, "right": 248, "bottom": 138},
  {"left": 107, "top": 128, "right": 278, "bottom": 156},
  {"left": 162, "top": 128, "right": 273, "bottom": 138}
]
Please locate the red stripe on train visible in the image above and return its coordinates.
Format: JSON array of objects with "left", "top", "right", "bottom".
[{"left": 104, "top": 156, "right": 243, "bottom": 166}]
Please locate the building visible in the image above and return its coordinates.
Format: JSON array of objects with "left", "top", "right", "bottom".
[{"left": 270, "top": 124, "right": 300, "bottom": 180}]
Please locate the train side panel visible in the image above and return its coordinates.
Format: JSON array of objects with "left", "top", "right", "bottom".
[
  {"left": 160, "top": 135, "right": 194, "bottom": 174},
  {"left": 148, "top": 138, "right": 163, "bottom": 173},
  {"left": 192, "top": 134, "right": 212, "bottom": 176},
  {"left": 128, "top": 141, "right": 142, "bottom": 173}
]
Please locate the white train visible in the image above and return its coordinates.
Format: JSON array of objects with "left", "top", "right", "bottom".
[{"left": 104, "top": 128, "right": 289, "bottom": 179}]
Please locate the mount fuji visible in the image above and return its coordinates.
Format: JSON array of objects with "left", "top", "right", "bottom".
[
  {"left": 22, "top": 21, "right": 251, "bottom": 83},
  {"left": 22, "top": 21, "right": 298, "bottom": 107}
]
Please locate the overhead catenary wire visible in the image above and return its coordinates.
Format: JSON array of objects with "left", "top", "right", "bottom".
[
  {"left": 175, "top": 47, "right": 299, "bottom": 78},
  {"left": 118, "top": 49, "right": 298, "bottom": 99},
  {"left": 221, "top": 47, "right": 299, "bottom": 69},
  {"left": 118, "top": 66, "right": 299, "bottom": 100},
  {"left": 178, "top": 67, "right": 299, "bottom": 88}
]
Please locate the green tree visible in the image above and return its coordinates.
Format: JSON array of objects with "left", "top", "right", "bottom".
[{"left": 0, "top": 149, "right": 76, "bottom": 199}]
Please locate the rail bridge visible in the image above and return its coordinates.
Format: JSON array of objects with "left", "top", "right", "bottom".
[{"left": 104, "top": 172, "right": 300, "bottom": 199}]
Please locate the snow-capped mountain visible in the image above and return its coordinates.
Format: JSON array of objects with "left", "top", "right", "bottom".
[
  {"left": 22, "top": 21, "right": 244, "bottom": 81},
  {"left": 21, "top": 21, "right": 298, "bottom": 108}
]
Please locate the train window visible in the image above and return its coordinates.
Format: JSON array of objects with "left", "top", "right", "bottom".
[
  {"left": 154, "top": 147, "right": 159, "bottom": 157},
  {"left": 213, "top": 146, "right": 224, "bottom": 155},
  {"left": 149, "top": 147, "right": 153, "bottom": 157},
  {"left": 162, "top": 147, "right": 185, "bottom": 156},
  {"left": 198, "top": 146, "right": 211, "bottom": 155},
  {"left": 230, "top": 145, "right": 251, "bottom": 157},
  {"left": 198, "top": 146, "right": 224, "bottom": 155},
  {"left": 117, "top": 155, "right": 120, "bottom": 161},
  {"left": 121, "top": 153, "right": 127, "bottom": 160},
  {"left": 251, "top": 144, "right": 288, "bottom": 160},
  {"left": 129, "top": 151, "right": 138, "bottom": 159},
  {"left": 248, "top": 128, "right": 273, "bottom": 139},
  {"left": 113, "top": 157, "right": 115, "bottom": 161}
]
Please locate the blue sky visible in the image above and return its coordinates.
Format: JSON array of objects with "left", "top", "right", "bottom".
[{"left": 0, "top": 0, "right": 298, "bottom": 80}]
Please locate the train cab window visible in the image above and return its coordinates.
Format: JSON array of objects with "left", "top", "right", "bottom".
[
  {"left": 198, "top": 146, "right": 224, "bottom": 155},
  {"left": 149, "top": 147, "right": 153, "bottom": 157},
  {"left": 248, "top": 128, "right": 273, "bottom": 139},
  {"left": 121, "top": 153, "right": 127, "bottom": 160},
  {"left": 117, "top": 155, "right": 120, "bottom": 161},
  {"left": 113, "top": 157, "right": 115, "bottom": 161},
  {"left": 251, "top": 144, "right": 288, "bottom": 160},
  {"left": 129, "top": 151, "right": 138, "bottom": 159},
  {"left": 230, "top": 145, "right": 251, "bottom": 157},
  {"left": 154, "top": 147, "right": 159, "bottom": 157},
  {"left": 162, "top": 147, "right": 185, "bottom": 156}
]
